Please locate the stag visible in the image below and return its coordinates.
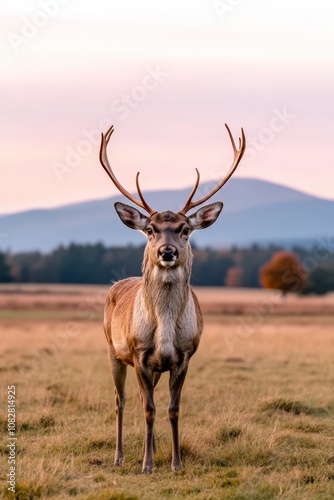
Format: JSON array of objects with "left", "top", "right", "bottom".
[{"left": 100, "top": 124, "right": 246, "bottom": 473}]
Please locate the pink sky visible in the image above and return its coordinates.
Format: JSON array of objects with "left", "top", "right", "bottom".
[{"left": 1, "top": 0, "right": 334, "bottom": 214}]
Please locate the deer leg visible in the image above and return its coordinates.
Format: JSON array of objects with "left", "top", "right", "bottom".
[
  {"left": 139, "top": 371, "right": 161, "bottom": 456},
  {"left": 168, "top": 363, "right": 189, "bottom": 471},
  {"left": 135, "top": 364, "right": 156, "bottom": 473},
  {"left": 108, "top": 346, "right": 127, "bottom": 466},
  {"left": 152, "top": 372, "right": 161, "bottom": 454}
]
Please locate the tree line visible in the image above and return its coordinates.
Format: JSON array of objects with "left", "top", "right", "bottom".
[{"left": 1, "top": 242, "right": 334, "bottom": 294}]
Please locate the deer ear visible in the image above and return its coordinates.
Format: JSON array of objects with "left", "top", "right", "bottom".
[
  {"left": 188, "top": 202, "right": 223, "bottom": 230},
  {"left": 114, "top": 202, "right": 148, "bottom": 230}
]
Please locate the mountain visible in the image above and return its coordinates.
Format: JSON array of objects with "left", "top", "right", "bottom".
[{"left": 1, "top": 178, "right": 333, "bottom": 252}]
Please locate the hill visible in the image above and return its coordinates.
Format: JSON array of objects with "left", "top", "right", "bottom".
[{"left": 1, "top": 178, "right": 333, "bottom": 252}]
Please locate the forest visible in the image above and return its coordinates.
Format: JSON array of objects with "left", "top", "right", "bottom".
[{"left": 1, "top": 242, "right": 334, "bottom": 294}]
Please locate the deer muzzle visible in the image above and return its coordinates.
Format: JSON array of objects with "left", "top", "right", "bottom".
[{"left": 158, "top": 245, "right": 179, "bottom": 266}]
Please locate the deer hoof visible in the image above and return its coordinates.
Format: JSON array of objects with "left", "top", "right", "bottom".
[
  {"left": 142, "top": 465, "right": 153, "bottom": 474},
  {"left": 171, "top": 462, "right": 183, "bottom": 472},
  {"left": 114, "top": 457, "right": 124, "bottom": 466}
]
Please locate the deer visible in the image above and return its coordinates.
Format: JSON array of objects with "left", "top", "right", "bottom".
[{"left": 99, "top": 123, "right": 246, "bottom": 473}]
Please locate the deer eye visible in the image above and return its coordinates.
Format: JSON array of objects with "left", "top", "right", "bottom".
[
  {"left": 183, "top": 227, "right": 189, "bottom": 236},
  {"left": 147, "top": 227, "right": 153, "bottom": 235}
]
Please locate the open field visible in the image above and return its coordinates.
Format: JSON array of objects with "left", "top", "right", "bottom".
[
  {"left": 1, "top": 284, "right": 334, "bottom": 315},
  {"left": 0, "top": 286, "right": 334, "bottom": 499}
]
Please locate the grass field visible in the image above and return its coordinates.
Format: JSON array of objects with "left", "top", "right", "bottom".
[{"left": 1, "top": 285, "right": 334, "bottom": 499}]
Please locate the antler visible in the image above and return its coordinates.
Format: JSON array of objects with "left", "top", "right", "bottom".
[
  {"left": 99, "top": 125, "right": 156, "bottom": 215},
  {"left": 179, "top": 124, "right": 246, "bottom": 215}
]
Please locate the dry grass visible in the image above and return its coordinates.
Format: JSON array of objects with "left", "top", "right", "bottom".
[
  {"left": 1, "top": 284, "right": 334, "bottom": 315},
  {"left": 0, "top": 287, "right": 334, "bottom": 499}
]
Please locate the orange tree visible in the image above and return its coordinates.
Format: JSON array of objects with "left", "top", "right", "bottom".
[{"left": 259, "top": 251, "right": 307, "bottom": 294}]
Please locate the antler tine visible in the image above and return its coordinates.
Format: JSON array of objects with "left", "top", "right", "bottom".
[
  {"left": 99, "top": 126, "right": 156, "bottom": 215},
  {"left": 179, "top": 124, "right": 246, "bottom": 215},
  {"left": 105, "top": 124, "right": 114, "bottom": 142},
  {"left": 136, "top": 172, "right": 157, "bottom": 215},
  {"left": 179, "top": 168, "right": 200, "bottom": 216},
  {"left": 225, "top": 123, "right": 238, "bottom": 153}
]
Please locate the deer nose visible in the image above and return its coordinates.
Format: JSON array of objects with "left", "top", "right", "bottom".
[{"left": 158, "top": 245, "right": 178, "bottom": 262}]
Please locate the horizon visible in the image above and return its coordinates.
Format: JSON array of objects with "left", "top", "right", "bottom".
[{"left": 1, "top": 176, "right": 334, "bottom": 218}]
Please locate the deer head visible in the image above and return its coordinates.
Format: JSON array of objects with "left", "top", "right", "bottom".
[{"left": 99, "top": 124, "right": 246, "bottom": 269}]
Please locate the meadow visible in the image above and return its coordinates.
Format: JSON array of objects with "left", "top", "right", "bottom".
[{"left": 0, "top": 285, "right": 334, "bottom": 499}]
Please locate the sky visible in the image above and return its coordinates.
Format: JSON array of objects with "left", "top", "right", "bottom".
[{"left": 1, "top": 0, "right": 334, "bottom": 215}]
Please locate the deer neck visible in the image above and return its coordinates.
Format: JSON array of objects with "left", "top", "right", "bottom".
[
  {"left": 140, "top": 245, "right": 195, "bottom": 363},
  {"left": 141, "top": 245, "right": 193, "bottom": 319}
]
